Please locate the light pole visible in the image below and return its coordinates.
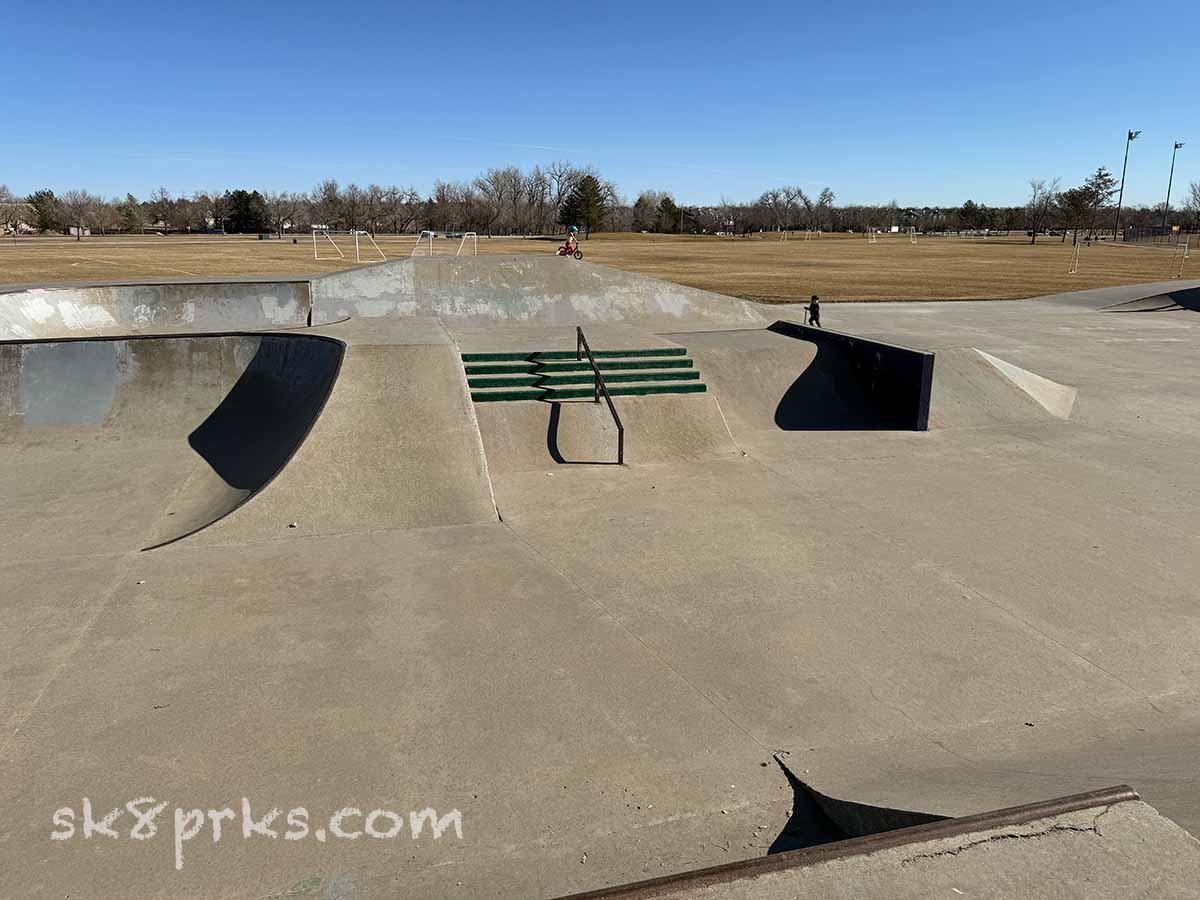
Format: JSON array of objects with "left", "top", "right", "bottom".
[
  {"left": 1113, "top": 129, "right": 1141, "bottom": 241},
  {"left": 1161, "top": 141, "right": 1185, "bottom": 231}
]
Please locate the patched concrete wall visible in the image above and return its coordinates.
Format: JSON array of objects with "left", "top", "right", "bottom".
[
  {"left": 0, "top": 281, "right": 311, "bottom": 340},
  {"left": 311, "top": 256, "right": 767, "bottom": 329}
]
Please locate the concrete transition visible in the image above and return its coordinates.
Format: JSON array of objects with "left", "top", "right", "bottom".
[{"left": 2, "top": 260, "right": 1200, "bottom": 900}]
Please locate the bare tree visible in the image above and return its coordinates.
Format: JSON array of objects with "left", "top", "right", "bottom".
[
  {"left": 362, "top": 184, "right": 386, "bottom": 234},
  {"left": 525, "top": 166, "right": 551, "bottom": 234},
  {"left": 1026, "top": 178, "right": 1061, "bottom": 244},
  {"left": 473, "top": 168, "right": 508, "bottom": 235},
  {"left": 196, "top": 191, "right": 229, "bottom": 232},
  {"left": 264, "top": 191, "right": 305, "bottom": 237},
  {"left": 93, "top": 198, "right": 123, "bottom": 235},
  {"left": 168, "top": 195, "right": 202, "bottom": 232},
  {"left": 380, "top": 185, "right": 420, "bottom": 234},
  {"left": 309, "top": 180, "right": 342, "bottom": 229},
  {"left": 781, "top": 187, "right": 808, "bottom": 229},
  {"left": 58, "top": 189, "right": 99, "bottom": 240},
  {"left": 148, "top": 187, "right": 173, "bottom": 226},
  {"left": 0, "top": 184, "right": 34, "bottom": 234},
  {"left": 757, "top": 189, "right": 786, "bottom": 230},
  {"left": 815, "top": 188, "right": 835, "bottom": 231},
  {"left": 341, "top": 184, "right": 365, "bottom": 231},
  {"left": 1185, "top": 181, "right": 1200, "bottom": 229}
]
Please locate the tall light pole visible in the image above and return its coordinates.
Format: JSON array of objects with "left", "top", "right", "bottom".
[
  {"left": 1161, "top": 141, "right": 1185, "bottom": 231},
  {"left": 1113, "top": 129, "right": 1141, "bottom": 241}
]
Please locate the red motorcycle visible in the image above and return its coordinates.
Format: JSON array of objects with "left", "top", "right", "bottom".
[{"left": 556, "top": 244, "right": 583, "bottom": 260}]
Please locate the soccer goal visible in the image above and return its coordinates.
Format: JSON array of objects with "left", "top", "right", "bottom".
[
  {"left": 456, "top": 232, "right": 478, "bottom": 256},
  {"left": 909, "top": 227, "right": 918, "bottom": 244},
  {"left": 312, "top": 226, "right": 345, "bottom": 260},
  {"left": 353, "top": 230, "right": 386, "bottom": 263},
  {"left": 1068, "top": 242, "right": 1081, "bottom": 275},
  {"left": 410, "top": 230, "right": 435, "bottom": 257},
  {"left": 1170, "top": 238, "right": 1190, "bottom": 278},
  {"left": 867, "top": 229, "right": 878, "bottom": 244}
]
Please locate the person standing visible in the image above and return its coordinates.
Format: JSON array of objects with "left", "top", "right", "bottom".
[{"left": 806, "top": 295, "right": 821, "bottom": 328}]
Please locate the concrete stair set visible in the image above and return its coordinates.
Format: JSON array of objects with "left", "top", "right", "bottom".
[{"left": 463, "top": 346, "right": 708, "bottom": 403}]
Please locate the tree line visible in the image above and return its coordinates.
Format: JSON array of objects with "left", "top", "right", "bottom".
[{"left": 3, "top": 160, "right": 1198, "bottom": 241}]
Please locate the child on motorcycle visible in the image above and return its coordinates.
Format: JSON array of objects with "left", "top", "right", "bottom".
[{"left": 564, "top": 225, "right": 579, "bottom": 254}]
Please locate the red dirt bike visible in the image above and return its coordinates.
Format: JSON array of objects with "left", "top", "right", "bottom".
[{"left": 556, "top": 244, "right": 584, "bottom": 260}]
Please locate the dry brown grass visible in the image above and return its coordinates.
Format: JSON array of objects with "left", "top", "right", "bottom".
[{"left": 0, "top": 230, "right": 1188, "bottom": 301}]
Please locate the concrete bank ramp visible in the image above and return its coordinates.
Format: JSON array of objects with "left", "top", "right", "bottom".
[
  {"left": 475, "top": 394, "right": 739, "bottom": 475},
  {"left": 0, "top": 281, "right": 311, "bottom": 340},
  {"left": 660, "top": 326, "right": 929, "bottom": 446},
  {"left": 1099, "top": 285, "right": 1200, "bottom": 313},
  {"left": 190, "top": 318, "right": 498, "bottom": 544},
  {"left": 929, "top": 348, "right": 1077, "bottom": 428},
  {"left": 311, "top": 256, "right": 768, "bottom": 329},
  {"left": 0, "top": 334, "right": 340, "bottom": 555}
]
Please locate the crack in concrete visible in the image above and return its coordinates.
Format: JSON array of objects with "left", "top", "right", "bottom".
[{"left": 899, "top": 806, "right": 1114, "bottom": 867}]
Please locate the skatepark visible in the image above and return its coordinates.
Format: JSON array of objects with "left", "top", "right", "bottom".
[{"left": 3, "top": 257, "right": 1200, "bottom": 898}]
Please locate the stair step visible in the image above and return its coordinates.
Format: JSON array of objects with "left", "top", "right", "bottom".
[
  {"left": 468, "top": 370, "right": 702, "bottom": 389},
  {"left": 465, "top": 358, "right": 694, "bottom": 375},
  {"left": 462, "top": 347, "right": 687, "bottom": 363},
  {"left": 470, "top": 382, "right": 708, "bottom": 402}
]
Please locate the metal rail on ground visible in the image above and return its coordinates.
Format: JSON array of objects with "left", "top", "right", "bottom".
[
  {"left": 576, "top": 326, "right": 625, "bottom": 465},
  {"left": 550, "top": 784, "right": 1139, "bottom": 900}
]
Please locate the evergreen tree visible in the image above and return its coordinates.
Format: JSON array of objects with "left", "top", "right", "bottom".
[
  {"left": 25, "top": 190, "right": 60, "bottom": 233},
  {"left": 119, "top": 194, "right": 145, "bottom": 233},
  {"left": 656, "top": 195, "right": 681, "bottom": 233},
  {"left": 559, "top": 175, "right": 606, "bottom": 237},
  {"left": 1083, "top": 167, "right": 1118, "bottom": 238},
  {"left": 226, "top": 190, "right": 269, "bottom": 233},
  {"left": 558, "top": 191, "right": 582, "bottom": 231},
  {"left": 631, "top": 194, "right": 656, "bottom": 232}
]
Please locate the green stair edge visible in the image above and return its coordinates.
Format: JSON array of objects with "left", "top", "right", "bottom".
[
  {"left": 469, "top": 370, "right": 702, "bottom": 388},
  {"left": 462, "top": 347, "right": 687, "bottom": 362},
  {"left": 471, "top": 382, "right": 708, "bottom": 402},
  {"left": 465, "top": 358, "right": 694, "bottom": 375}
]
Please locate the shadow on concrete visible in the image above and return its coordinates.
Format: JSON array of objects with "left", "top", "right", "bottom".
[
  {"left": 189, "top": 336, "right": 342, "bottom": 490},
  {"left": 768, "top": 762, "right": 848, "bottom": 853},
  {"left": 773, "top": 343, "right": 909, "bottom": 431},
  {"left": 1100, "top": 287, "right": 1200, "bottom": 314},
  {"left": 770, "top": 757, "right": 948, "bottom": 853},
  {"left": 545, "top": 401, "right": 620, "bottom": 465}
]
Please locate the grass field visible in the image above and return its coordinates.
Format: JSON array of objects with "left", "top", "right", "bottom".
[{"left": 0, "top": 230, "right": 1189, "bottom": 302}]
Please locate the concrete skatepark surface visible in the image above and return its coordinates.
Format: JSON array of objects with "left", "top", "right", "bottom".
[{"left": 2, "top": 259, "right": 1199, "bottom": 898}]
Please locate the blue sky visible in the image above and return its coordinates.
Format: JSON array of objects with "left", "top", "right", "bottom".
[{"left": 4, "top": 0, "right": 1196, "bottom": 207}]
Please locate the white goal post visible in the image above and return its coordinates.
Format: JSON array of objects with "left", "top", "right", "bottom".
[
  {"left": 410, "top": 230, "right": 436, "bottom": 257},
  {"left": 353, "top": 230, "right": 386, "bottom": 263},
  {"left": 456, "top": 232, "right": 478, "bottom": 256},
  {"left": 1170, "top": 237, "right": 1190, "bottom": 278},
  {"left": 312, "top": 226, "right": 345, "bottom": 260}
]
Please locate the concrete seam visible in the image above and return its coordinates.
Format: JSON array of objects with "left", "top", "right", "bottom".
[
  {"left": 1, "top": 551, "right": 139, "bottom": 758},
  {"left": 445, "top": 318, "right": 501, "bottom": 521}
]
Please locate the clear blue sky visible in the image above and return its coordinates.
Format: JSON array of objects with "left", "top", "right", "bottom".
[{"left": 4, "top": 0, "right": 1197, "bottom": 207}]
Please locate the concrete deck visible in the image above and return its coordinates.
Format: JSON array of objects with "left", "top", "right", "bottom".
[{"left": 2, "top": 260, "right": 1198, "bottom": 898}]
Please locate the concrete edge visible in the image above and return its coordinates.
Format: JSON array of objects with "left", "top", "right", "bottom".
[{"left": 549, "top": 785, "right": 1139, "bottom": 900}]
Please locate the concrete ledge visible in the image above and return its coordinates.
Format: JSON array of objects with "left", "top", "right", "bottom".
[{"left": 767, "top": 320, "right": 935, "bottom": 431}]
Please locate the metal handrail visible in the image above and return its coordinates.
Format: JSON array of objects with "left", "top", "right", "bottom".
[{"left": 576, "top": 326, "right": 625, "bottom": 465}]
